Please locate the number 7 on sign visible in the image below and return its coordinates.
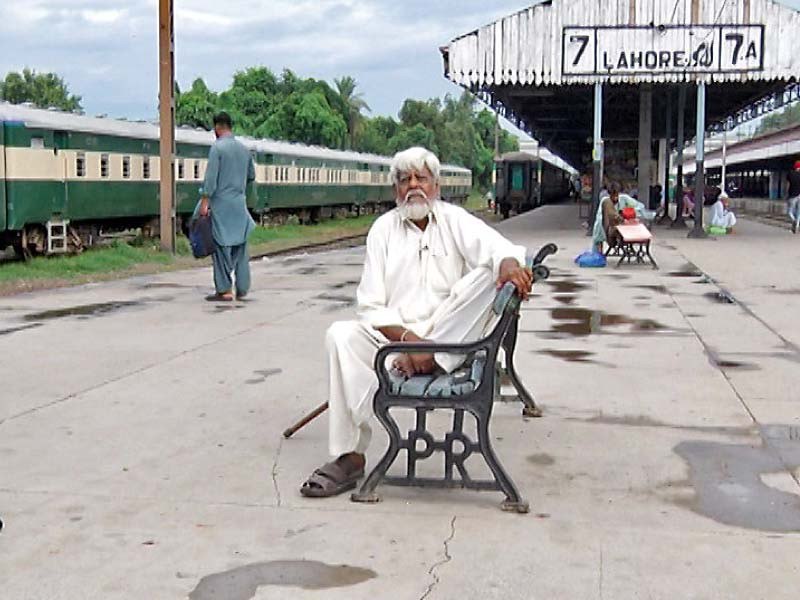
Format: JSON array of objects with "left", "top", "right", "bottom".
[{"left": 563, "top": 28, "right": 596, "bottom": 74}]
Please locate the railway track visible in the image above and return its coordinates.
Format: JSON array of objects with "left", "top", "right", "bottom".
[{"left": 249, "top": 233, "right": 368, "bottom": 262}]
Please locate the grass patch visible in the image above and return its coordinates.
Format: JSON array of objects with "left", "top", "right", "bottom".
[
  {"left": 0, "top": 240, "right": 172, "bottom": 283},
  {"left": 464, "top": 188, "right": 490, "bottom": 212}
]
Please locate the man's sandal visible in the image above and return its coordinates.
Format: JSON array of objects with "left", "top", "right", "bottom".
[
  {"left": 204, "top": 293, "right": 233, "bottom": 302},
  {"left": 300, "top": 460, "right": 364, "bottom": 498}
]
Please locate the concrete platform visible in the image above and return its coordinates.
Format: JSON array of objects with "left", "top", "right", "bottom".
[{"left": 1, "top": 204, "right": 799, "bottom": 599}]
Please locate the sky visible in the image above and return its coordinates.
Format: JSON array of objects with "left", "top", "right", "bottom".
[
  {"left": 2, "top": 1, "right": 800, "bottom": 132},
  {"left": 0, "top": 0, "right": 535, "bottom": 123}
]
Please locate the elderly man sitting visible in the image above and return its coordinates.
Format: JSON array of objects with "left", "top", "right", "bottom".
[{"left": 300, "top": 147, "right": 533, "bottom": 498}]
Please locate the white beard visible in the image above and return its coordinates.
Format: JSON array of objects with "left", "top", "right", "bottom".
[{"left": 397, "top": 191, "right": 433, "bottom": 221}]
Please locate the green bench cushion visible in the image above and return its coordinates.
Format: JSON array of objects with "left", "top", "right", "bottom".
[{"left": 389, "top": 351, "right": 488, "bottom": 397}]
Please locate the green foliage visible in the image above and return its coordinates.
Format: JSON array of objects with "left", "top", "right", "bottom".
[
  {"left": 0, "top": 68, "right": 82, "bottom": 111},
  {"left": 175, "top": 78, "right": 218, "bottom": 130},
  {"left": 334, "top": 75, "right": 371, "bottom": 149},
  {"left": 174, "top": 66, "right": 520, "bottom": 187}
]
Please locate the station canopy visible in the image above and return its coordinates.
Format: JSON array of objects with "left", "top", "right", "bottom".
[{"left": 442, "top": 0, "right": 800, "bottom": 167}]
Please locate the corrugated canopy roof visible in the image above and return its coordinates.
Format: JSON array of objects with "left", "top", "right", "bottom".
[{"left": 442, "top": 0, "right": 800, "bottom": 167}]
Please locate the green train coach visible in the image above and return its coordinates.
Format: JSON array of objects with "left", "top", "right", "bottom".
[{"left": 0, "top": 103, "right": 472, "bottom": 255}]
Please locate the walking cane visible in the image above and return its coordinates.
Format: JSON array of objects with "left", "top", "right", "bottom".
[{"left": 283, "top": 402, "right": 328, "bottom": 439}]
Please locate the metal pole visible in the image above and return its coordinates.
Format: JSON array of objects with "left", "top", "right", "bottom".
[
  {"left": 158, "top": 0, "right": 176, "bottom": 253},
  {"left": 689, "top": 81, "right": 708, "bottom": 238},
  {"left": 537, "top": 143, "right": 543, "bottom": 207},
  {"left": 721, "top": 127, "right": 728, "bottom": 193},
  {"left": 659, "top": 89, "right": 673, "bottom": 223},
  {"left": 491, "top": 111, "right": 499, "bottom": 199},
  {"left": 587, "top": 82, "right": 603, "bottom": 238},
  {"left": 638, "top": 85, "right": 653, "bottom": 205},
  {"left": 672, "top": 85, "right": 687, "bottom": 228}
]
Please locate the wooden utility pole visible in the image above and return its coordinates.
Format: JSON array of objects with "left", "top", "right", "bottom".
[{"left": 158, "top": 0, "right": 176, "bottom": 253}]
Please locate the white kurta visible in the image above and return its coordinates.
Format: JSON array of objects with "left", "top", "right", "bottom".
[
  {"left": 710, "top": 200, "right": 737, "bottom": 229},
  {"left": 325, "top": 199, "right": 527, "bottom": 457}
]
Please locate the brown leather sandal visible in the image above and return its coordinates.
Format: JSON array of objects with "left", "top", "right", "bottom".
[{"left": 300, "top": 460, "right": 364, "bottom": 498}]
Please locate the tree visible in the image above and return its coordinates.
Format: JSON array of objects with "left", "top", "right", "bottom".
[
  {"left": 388, "top": 123, "right": 438, "bottom": 155},
  {"left": 0, "top": 68, "right": 82, "bottom": 111},
  {"left": 176, "top": 78, "right": 218, "bottom": 130},
  {"left": 355, "top": 116, "right": 399, "bottom": 154},
  {"left": 334, "top": 76, "right": 371, "bottom": 149}
]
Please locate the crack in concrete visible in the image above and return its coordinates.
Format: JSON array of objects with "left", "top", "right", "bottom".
[
  {"left": 419, "top": 516, "right": 456, "bottom": 600},
  {"left": 271, "top": 437, "right": 283, "bottom": 508}
]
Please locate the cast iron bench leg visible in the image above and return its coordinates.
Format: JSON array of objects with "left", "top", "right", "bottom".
[
  {"left": 502, "top": 315, "right": 541, "bottom": 417},
  {"left": 351, "top": 394, "right": 401, "bottom": 503},
  {"left": 475, "top": 410, "right": 530, "bottom": 513}
]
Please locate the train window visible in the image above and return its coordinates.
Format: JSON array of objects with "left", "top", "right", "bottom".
[
  {"left": 31, "top": 137, "right": 45, "bottom": 149},
  {"left": 143, "top": 157, "right": 151, "bottom": 179},
  {"left": 122, "top": 156, "right": 131, "bottom": 179},
  {"left": 193, "top": 161, "right": 200, "bottom": 180},
  {"left": 76, "top": 153, "right": 86, "bottom": 177},
  {"left": 100, "top": 154, "right": 109, "bottom": 178},
  {"left": 177, "top": 159, "right": 184, "bottom": 179}
]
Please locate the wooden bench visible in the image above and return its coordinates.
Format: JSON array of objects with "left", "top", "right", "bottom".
[
  {"left": 605, "top": 222, "right": 658, "bottom": 269},
  {"left": 350, "top": 243, "right": 557, "bottom": 513}
]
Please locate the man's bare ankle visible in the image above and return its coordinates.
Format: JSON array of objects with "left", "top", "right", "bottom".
[{"left": 337, "top": 452, "right": 365, "bottom": 470}]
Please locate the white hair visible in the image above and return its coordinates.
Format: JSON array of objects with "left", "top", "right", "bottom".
[{"left": 390, "top": 147, "right": 441, "bottom": 184}]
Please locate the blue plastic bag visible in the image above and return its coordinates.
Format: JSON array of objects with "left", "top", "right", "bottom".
[
  {"left": 189, "top": 213, "right": 214, "bottom": 258},
  {"left": 574, "top": 250, "right": 607, "bottom": 268}
]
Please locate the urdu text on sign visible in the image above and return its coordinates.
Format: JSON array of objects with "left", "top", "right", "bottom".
[{"left": 562, "top": 25, "right": 764, "bottom": 76}]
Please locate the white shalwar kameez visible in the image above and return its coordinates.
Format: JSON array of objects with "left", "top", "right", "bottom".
[
  {"left": 326, "top": 199, "right": 527, "bottom": 457},
  {"left": 710, "top": 200, "right": 737, "bottom": 229}
]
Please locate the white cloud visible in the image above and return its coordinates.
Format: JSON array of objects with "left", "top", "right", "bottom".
[{"left": 4, "top": 0, "right": 800, "bottom": 122}]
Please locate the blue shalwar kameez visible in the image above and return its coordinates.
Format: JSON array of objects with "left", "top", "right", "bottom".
[{"left": 202, "top": 134, "right": 256, "bottom": 296}]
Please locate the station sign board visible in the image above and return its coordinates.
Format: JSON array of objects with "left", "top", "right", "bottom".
[{"left": 562, "top": 24, "right": 764, "bottom": 76}]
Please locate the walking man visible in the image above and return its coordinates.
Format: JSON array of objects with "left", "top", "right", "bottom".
[
  {"left": 299, "top": 146, "right": 532, "bottom": 497},
  {"left": 200, "top": 112, "right": 256, "bottom": 301},
  {"left": 787, "top": 160, "right": 800, "bottom": 234}
]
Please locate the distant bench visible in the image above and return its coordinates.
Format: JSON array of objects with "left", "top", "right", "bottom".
[
  {"left": 350, "top": 243, "right": 557, "bottom": 513},
  {"left": 605, "top": 223, "right": 658, "bottom": 269}
]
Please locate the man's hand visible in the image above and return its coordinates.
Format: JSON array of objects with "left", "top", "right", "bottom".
[
  {"left": 199, "top": 197, "right": 209, "bottom": 217},
  {"left": 392, "top": 352, "right": 436, "bottom": 377},
  {"left": 497, "top": 258, "right": 533, "bottom": 300}
]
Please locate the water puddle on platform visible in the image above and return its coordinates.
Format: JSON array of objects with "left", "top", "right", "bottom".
[
  {"left": 245, "top": 368, "right": 283, "bottom": 384},
  {"left": 544, "top": 279, "right": 590, "bottom": 294},
  {"left": 673, "top": 425, "right": 800, "bottom": 532},
  {"left": 667, "top": 262, "right": 703, "bottom": 278},
  {"left": 329, "top": 279, "right": 360, "bottom": 289},
  {"left": 536, "top": 349, "right": 596, "bottom": 363},
  {"left": 0, "top": 323, "right": 43, "bottom": 336},
  {"left": 544, "top": 308, "right": 672, "bottom": 337},
  {"left": 627, "top": 284, "right": 670, "bottom": 295},
  {"left": 712, "top": 358, "right": 760, "bottom": 370},
  {"left": 139, "top": 282, "right": 191, "bottom": 289},
  {"left": 188, "top": 560, "right": 376, "bottom": 600},
  {"left": 527, "top": 453, "right": 556, "bottom": 466},
  {"left": 23, "top": 301, "right": 143, "bottom": 321}
]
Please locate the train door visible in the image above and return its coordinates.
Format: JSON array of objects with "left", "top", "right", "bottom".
[
  {"left": 53, "top": 130, "right": 68, "bottom": 216},
  {"left": 0, "top": 122, "right": 7, "bottom": 236},
  {"left": 510, "top": 163, "right": 524, "bottom": 196}
]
